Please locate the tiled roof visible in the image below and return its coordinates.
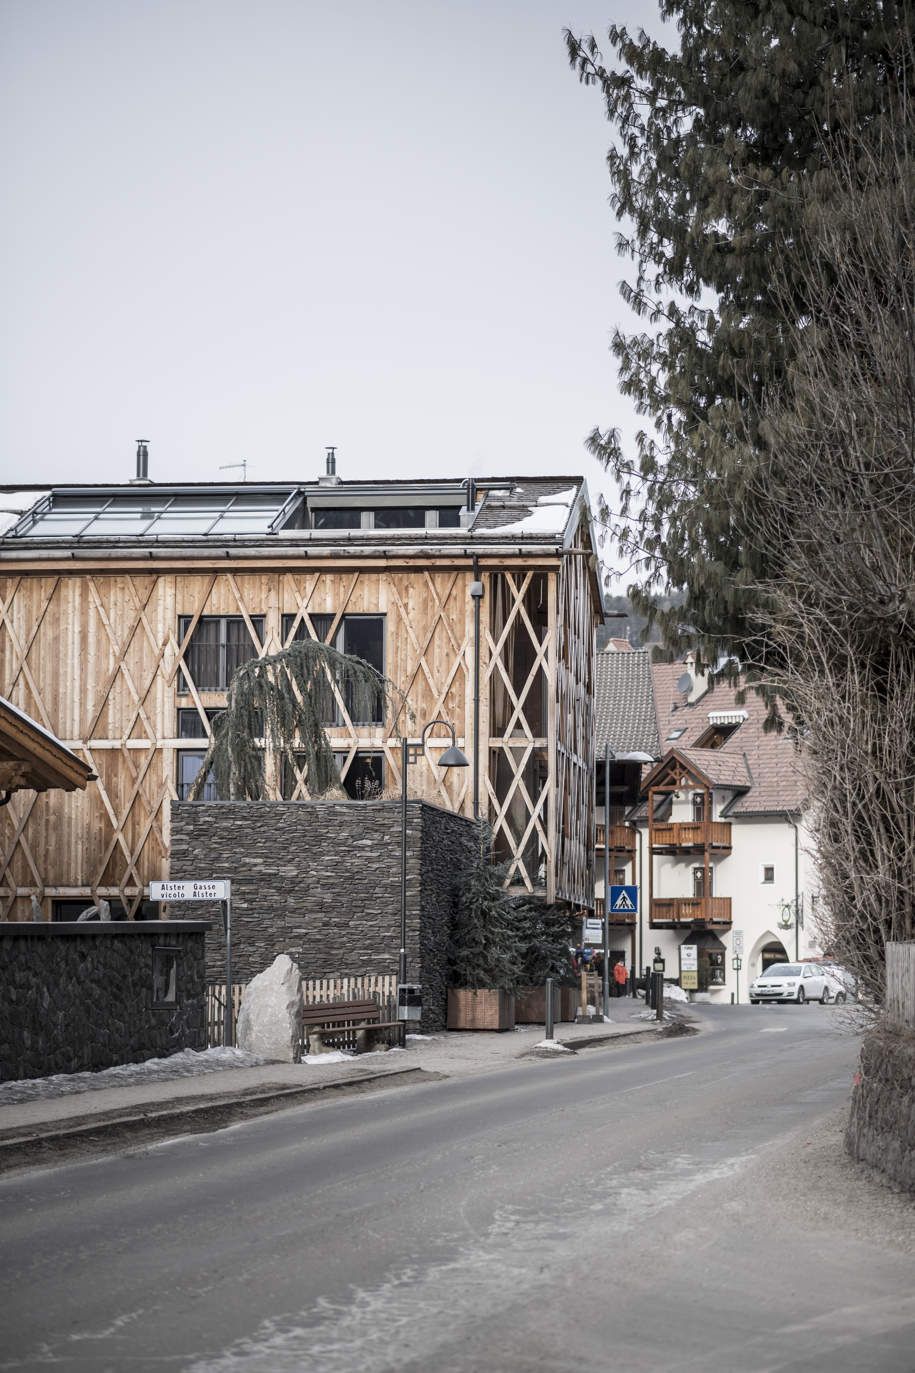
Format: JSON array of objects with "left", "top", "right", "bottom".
[
  {"left": 594, "top": 649, "right": 660, "bottom": 757},
  {"left": 650, "top": 661, "right": 805, "bottom": 813},
  {"left": 674, "top": 747, "right": 751, "bottom": 789}
]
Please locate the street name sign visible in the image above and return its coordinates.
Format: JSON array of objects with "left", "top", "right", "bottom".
[
  {"left": 609, "top": 885, "right": 639, "bottom": 915},
  {"left": 150, "top": 880, "right": 230, "bottom": 902}
]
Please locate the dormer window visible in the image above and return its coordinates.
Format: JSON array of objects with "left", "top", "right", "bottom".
[{"left": 695, "top": 710, "right": 747, "bottom": 749}]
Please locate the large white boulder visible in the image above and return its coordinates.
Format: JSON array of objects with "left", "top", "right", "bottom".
[{"left": 236, "top": 954, "right": 303, "bottom": 1062}]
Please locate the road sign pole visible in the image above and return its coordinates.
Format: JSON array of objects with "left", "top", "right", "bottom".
[
  {"left": 602, "top": 744, "right": 611, "bottom": 1020},
  {"left": 223, "top": 886, "right": 232, "bottom": 1047}
]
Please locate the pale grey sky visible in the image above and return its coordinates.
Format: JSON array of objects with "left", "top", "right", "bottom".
[{"left": 1, "top": 0, "right": 664, "bottom": 534}]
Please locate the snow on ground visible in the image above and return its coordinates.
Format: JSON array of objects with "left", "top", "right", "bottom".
[{"left": 0, "top": 1047, "right": 266, "bottom": 1106}]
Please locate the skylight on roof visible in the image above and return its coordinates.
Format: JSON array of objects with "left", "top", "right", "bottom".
[
  {"left": 8, "top": 490, "right": 297, "bottom": 539},
  {"left": 665, "top": 727, "right": 686, "bottom": 741}
]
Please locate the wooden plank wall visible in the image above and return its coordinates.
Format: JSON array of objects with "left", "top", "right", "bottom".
[
  {"left": 556, "top": 526, "right": 597, "bottom": 909},
  {"left": 0, "top": 558, "right": 595, "bottom": 919},
  {"left": 886, "top": 942, "right": 915, "bottom": 1030},
  {"left": 0, "top": 566, "right": 477, "bottom": 918}
]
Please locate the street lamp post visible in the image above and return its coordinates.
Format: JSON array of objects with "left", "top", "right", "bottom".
[{"left": 399, "top": 717, "right": 469, "bottom": 990}]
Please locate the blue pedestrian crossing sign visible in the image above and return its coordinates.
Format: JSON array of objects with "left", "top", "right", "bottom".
[{"left": 609, "top": 885, "right": 639, "bottom": 915}]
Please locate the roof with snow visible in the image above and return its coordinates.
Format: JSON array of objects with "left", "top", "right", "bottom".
[
  {"left": 0, "top": 696, "right": 95, "bottom": 796},
  {"left": 0, "top": 475, "right": 593, "bottom": 553}
]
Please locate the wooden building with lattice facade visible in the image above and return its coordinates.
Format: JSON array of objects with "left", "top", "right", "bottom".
[{"left": 0, "top": 458, "right": 602, "bottom": 921}]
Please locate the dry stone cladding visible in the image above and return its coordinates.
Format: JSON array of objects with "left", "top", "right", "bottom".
[
  {"left": 0, "top": 921, "right": 208, "bottom": 1081},
  {"left": 169, "top": 799, "right": 477, "bottom": 1030},
  {"left": 846, "top": 1027, "right": 915, "bottom": 1192}
]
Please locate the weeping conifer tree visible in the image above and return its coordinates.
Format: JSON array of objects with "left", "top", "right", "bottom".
[{"left": 188, "top": 638, "right": 401, "bottom": 801}]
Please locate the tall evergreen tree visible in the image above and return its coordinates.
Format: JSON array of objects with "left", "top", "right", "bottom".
[{"left": 566, "top": 2, "right": 910, "bottom": 664}]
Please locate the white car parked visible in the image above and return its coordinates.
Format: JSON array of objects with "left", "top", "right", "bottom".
[{"left": 748, "top": 962, "right": 831, "bottom": 1004}]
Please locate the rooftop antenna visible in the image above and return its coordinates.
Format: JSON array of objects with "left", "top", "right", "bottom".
[
  {"left": 676, "top": 671, "right": 693, "bottom": 695},
  {"left": 219, "top": 460, "right": 248, "bottom": 481}
]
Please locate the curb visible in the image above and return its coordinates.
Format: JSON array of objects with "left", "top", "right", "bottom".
[{"left": 0, "top": 1064, "right": 432, "bottom": 1172}]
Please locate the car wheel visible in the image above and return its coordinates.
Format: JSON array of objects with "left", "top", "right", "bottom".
[
  {"left": 821, "top": 986, "right": 830, "bottom": 1004},
  {"left": 750, "top": 999, "right": 758, "bottom": 1005},
  {"left": 834, "top": 992, "right": 846, "bottom": 1004},
  {"left": 797, "top": 987, "right": 805, "bottom": 1004}
]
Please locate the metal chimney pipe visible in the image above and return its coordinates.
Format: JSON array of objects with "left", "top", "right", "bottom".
[
  {"left": 136, "top": 440, "right": 149, "bottom": 481},
  {"left": 325, "top": 446, "right": 336, "bottom": 477}
]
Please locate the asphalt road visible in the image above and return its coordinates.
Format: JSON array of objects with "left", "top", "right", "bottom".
[{"left": 2, "top": 1005, "right": 913, "bottom": 1373}]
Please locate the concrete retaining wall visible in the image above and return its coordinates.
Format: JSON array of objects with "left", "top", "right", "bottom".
[
  {"left": 0, "top": 922, "right": 209, "bottom": 1082},
  {"left": 845, "top": 1026, "right": 915, "bottom": 1192},
  {"left": 169, "top": 799, "right": 478, "bottom": 1029}
]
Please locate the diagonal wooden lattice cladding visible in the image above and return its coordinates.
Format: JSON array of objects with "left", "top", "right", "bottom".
[
  {"left": 484, "top": 571, "right": 555, "bottom": 895},
  {"left": 0, "top": 553, "right": 596, "bottom": 918},
  {"left": 554, "top": 535, "right": 596, "bottom": 907},
  {"left": 0, "top": 576, "right": 61, "bottom": 732}
]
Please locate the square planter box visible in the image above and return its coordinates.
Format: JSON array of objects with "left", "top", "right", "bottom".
[
  {"left": 447, "top": 988, "right": 515, "bottom": 1031},
  {"left": 559, "top": 985, "right": 580, "bottom": 1022},
  {"left": 514, "top": 984, "right": 561, "bottom": 1024}
]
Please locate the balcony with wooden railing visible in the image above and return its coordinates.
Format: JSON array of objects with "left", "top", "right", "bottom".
[
  {"left": 595, "top": 823, "right": 636, "bottom": 855},
  {"left": 649, "top": 821, "right": 731, "bottom": 853},
  {"left": 649, "top": 896, "right": 732, "bottom": 927}
]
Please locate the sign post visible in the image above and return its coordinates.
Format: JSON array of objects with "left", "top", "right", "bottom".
[
  {"left": 732, "top": 954, "right": 743, "bottom": 1005},
  {"left": 680, "top": 942, "right": 698, "bottom": 992},
  {"left": 150, "top": 879, "right": 233, "bottom": 1046}
]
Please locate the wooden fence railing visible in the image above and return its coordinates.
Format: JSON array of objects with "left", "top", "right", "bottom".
[
  {"left": 206, "top": 983, "right": 246, "bottom": 1048},
  {"left": 206, "top": 973, "right": 400, "bottom": 1047},
  {"left": 886, "top": 942, "right": 915, "bottom": 1030}
]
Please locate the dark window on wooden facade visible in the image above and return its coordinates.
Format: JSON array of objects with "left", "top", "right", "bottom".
[
  {"left": 177, "top": 750, "right": 217, "bottom": 800},
  {"left": 281, "top": 613, "right": 384, "bottom": 724},
  {"left": 177, "top": 707, "right": 222, "bottom": 737},
  {"left": 177, "top": 615, "right": 264, "bottom": 693}
]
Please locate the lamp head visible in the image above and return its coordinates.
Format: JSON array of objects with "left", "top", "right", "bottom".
[{"left": 438, "top": 744, "right": 469, "bottom": 769}]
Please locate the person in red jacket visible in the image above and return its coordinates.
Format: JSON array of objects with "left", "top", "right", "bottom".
[{"left": 613, "top": 960, "right": 628, "bottom": 997}]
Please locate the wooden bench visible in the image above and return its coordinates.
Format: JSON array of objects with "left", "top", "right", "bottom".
[{"left": 302, "top": 999, "right": 401, "bottom": 1055}]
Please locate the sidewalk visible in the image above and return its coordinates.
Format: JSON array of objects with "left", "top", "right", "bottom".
[{"left": 0, "top": 1005, "right": 677, "bottom": 1170}]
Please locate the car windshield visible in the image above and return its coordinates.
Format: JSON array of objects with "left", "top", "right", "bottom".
[{"left": 762, "top": 964, "right": 801, "bottom": 977}]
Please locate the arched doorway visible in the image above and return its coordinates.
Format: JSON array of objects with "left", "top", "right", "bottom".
[
  {"left": 748, "top": 932, "right": 790, "bottom": 982},
  {"left": 761, "top": 940, "right": 789, "bottom": 971}
]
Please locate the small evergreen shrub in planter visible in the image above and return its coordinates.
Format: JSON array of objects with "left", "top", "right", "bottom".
[
  {"left": 447, "top": 828, "right": 577, "bottom": 1030},
  {"left": 447, "top": 826, "right": 519, "bottom": 1031}
]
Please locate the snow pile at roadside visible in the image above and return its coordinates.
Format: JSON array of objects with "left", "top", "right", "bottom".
[{"left": 0, "top": 1046, "right": 265, "bottom": 1105}]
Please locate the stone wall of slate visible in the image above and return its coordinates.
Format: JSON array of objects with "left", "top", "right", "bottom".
[
  {"left": 0, "top": 922, "right": 208, "bottom": 1082},
  {"left": 169, "top": 800, "right": 478, "bottom": 1029},
  {"left": 845, "top": 1026, "right": 915, "bottom": 1193}
]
